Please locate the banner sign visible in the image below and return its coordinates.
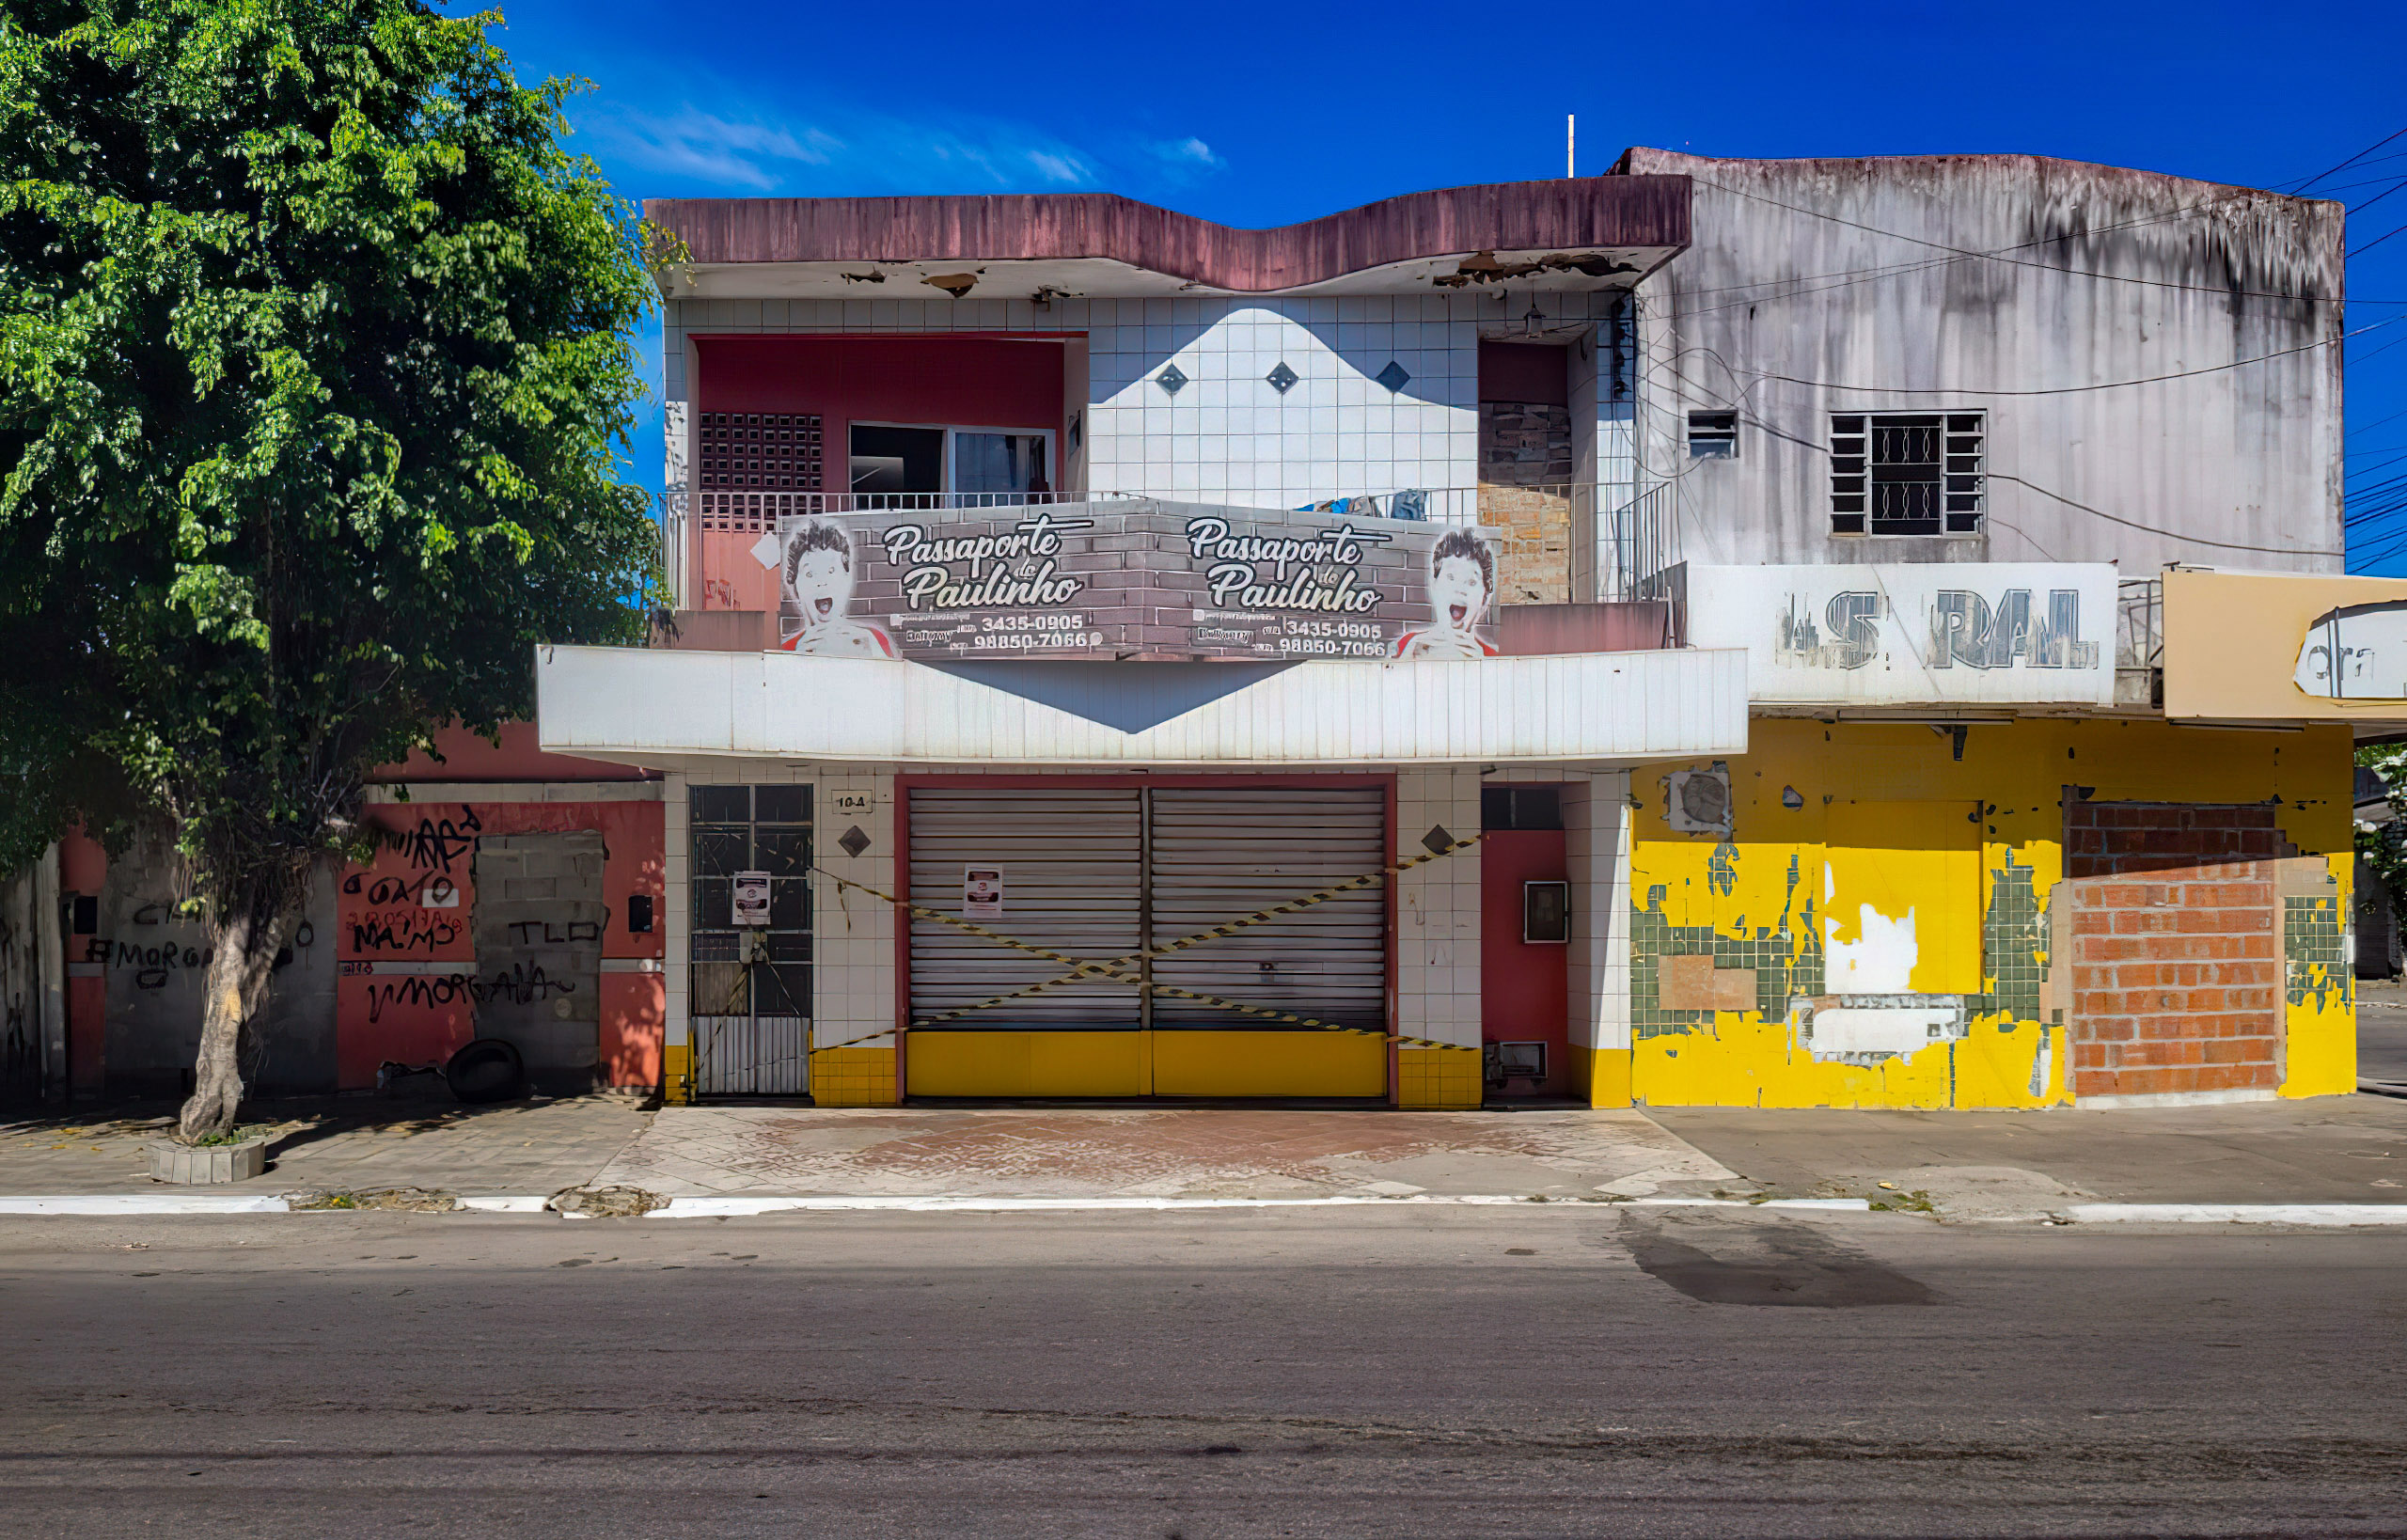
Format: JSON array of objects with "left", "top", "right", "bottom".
[
  {"left": 2162, "top": 569, "right": 2407, "bottom": 720},
  {"left": 751, "top": 498, "right": 1502, "bottom": 663},
  {"left": 1686, "top": 563, "right": 2117, "bottom": 705}
]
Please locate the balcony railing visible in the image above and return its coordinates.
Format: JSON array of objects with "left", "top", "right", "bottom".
[
  {"left": 657, "top": 480, "right": 1681, "bottom": 612},
  {"left": 2116, "top": 575, "right": 2163, "bottom": 708}
]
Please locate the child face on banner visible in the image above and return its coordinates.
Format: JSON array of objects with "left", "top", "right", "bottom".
[
  {"left": 1427, "top": 553, "right": 1491, "bottom": 638},
  {"left": 788, "top": 543, "right": 854, "bottom": 626}
]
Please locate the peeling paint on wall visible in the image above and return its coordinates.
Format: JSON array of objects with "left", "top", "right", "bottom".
[
  {"left": 1824, "top": 902, "right": 1919, "bottom": 993},
  {"left": 1629, "top": 718, "right": 2352, "bottom": 1110}
]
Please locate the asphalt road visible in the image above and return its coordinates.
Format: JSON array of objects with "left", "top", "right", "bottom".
[{"left": 5, "top": 1208, "right": 2405, "bottom": 1539}]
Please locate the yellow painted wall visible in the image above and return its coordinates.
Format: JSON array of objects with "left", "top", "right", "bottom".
[
  {"left": 1397, "top": 1045, "right": 1482, "bottom": 1108},
  {"left": 813, "top": 1045, "right": 899, "bottom": 1106},
  {"left": 662, "top": 1042, "right": 691, "bottom": 1105},
  {"left": 902, "top": 1029, "right": 1389, "bottom": 1099},
  {"left": 1629, "top": 718, "right": 2353, "bottom": 1109},
  {"left": 1152, "top": 1031, "right": 1387, "bottom": 1097}
]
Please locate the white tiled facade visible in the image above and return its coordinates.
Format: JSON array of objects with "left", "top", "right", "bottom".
[{"left": 661, "top": 291, "right": 1637, "bottom": 514}]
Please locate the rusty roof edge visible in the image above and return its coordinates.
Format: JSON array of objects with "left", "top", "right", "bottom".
[{"left": 638, "top": 178, "right": 1691, "bottom": 288}]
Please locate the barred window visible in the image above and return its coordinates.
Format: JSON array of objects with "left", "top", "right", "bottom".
[{"left": 1831, "top": 412, "right": 1984, "bottom": 535}]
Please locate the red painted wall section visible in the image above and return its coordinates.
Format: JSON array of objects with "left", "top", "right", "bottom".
[
  {"left": 372, "top": 721, "right": 655, "bottom": 783},
  {"left": 1481, "top": 829, "right": 1571, "bottom": 1096},
  {"left": 695, "top": 334, "right": 1066, "bottom": 429},
  {"left": 60, "top": 828, "right": 108, "bottom": 1092},
  {"left": 336, "top": 798, "right": 666, "bottom": 1090},
  {"left": 693, "top": 334, "right": 1067, "bottom": 615}
]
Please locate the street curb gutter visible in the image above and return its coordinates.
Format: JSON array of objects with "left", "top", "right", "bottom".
[
  {"left": 6, "top": 1195, "right": 2404, "bottom": 1223},
  {"left": 2060, "top": 1202, "right": 2407, "bottom": 1225},
  {"left": 0, "top": 1193, "right": 1868, "bottom": 1218}
]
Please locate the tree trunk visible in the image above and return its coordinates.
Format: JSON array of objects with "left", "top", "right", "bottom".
[{"left": 176, "top": 872, "right": 290, "bottom": 1143}]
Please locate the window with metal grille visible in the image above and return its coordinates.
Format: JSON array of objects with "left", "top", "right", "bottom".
[
  {"left": 1687, "top": 410, "right": 1738, "bottom": 459},
  {"left": 1830, "top": 412, "right": 1984, "bottom": 535}
]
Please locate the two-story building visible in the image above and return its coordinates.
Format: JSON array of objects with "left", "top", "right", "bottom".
[
  {"left": 528, "top": 150, "right": 2363, "bottom": 1112},
  {"left": 14, "top": 150, "right": 2372, "bottom": 1117}
]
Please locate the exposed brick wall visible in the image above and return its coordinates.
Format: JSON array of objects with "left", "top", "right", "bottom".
[
  {"left": 2060, "top": 801, "right": 2283, "bottom": 1099},
  {"left": 1477, "top": 402, "right": 1574, "bottom": 605}
]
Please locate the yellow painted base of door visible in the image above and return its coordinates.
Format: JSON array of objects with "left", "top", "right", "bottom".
[{"left": 904, "top": 1029, "right": 1387, "bottom": 1098}]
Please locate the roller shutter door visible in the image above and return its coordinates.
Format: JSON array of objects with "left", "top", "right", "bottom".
[
  {"left": 905, "top": 783, "right": 1389, "bottom": 1097},
  {"left": 906, "top": 789, "right": 1143, "bottom": 1028},
  {"left": 1146, "top": 787, "right": 1388, "bottom": 1032}
]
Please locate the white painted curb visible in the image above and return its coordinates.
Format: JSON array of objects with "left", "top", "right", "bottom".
[
  {"left": 641, "top": 1194, "right": 1878, "bottom": 1217},
  {"left": 0, "top": 1195, "right": 291, "bottom": 1216},
  {"left": 2063, "top": 1202, "right": 2407, "bottom": 1226},
  {"left": 0, "top": 1192, "right": 1873, "bottom": 1218},
  {"left": 7, "top": 1195, "right": 2404, "bottom": 1224}
]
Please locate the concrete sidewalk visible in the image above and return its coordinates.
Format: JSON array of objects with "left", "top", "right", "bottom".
[
  {"left": 0, "top": 1094, "right": 652, "bottom": 1198},
  {"left": 590, "top": 1106, "right": 1739, "bottom": 1202},
  {"left": 4, "top": 1089, "right": 2405, "bottom": 1221},
  {"left": 1653, "top": 1093, "right": 2407, "bottom": 1218}
]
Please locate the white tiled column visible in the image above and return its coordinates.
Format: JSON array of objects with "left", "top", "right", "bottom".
[
  {"left": 1394, "top": 765, "right": 1484, "bottom": 1051},
  {"left": 807, "top": 764, "right": 898, "bottom": 1056}
]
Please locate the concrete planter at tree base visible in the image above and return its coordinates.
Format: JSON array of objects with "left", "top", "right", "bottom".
[{"left": 147, "top": 1137, "right": 270, "bottom": 1186}]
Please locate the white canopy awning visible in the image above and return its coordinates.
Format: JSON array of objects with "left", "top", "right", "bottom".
[{"left": 534, "top": 647, "right": 1748, "bottom": 768}]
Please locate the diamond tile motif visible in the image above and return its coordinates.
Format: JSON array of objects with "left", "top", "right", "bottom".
[
  {"left": 1376, "top": 360, "right": 1411, "bottom": 393},
  {"left": 837, "top": 825, "right": 872, "bottom": 858},
  {"left": 1422, "top": 825, "right": 1455, "bottom": 856},
  {"left": 1266, "top": 361, "right": 1299, "bottom": 394},
  {"left": 1156, "top": 363, "right": 1188, "bottom": 394}
]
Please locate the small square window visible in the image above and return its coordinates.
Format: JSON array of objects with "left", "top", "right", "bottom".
[{"left": 1687, "top": 410, "right": 1738, "bottom": 459}]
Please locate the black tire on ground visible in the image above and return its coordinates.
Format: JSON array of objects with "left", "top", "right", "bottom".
[{"left": 446, "top": 1038, "right": 526, "bottom": 1104}]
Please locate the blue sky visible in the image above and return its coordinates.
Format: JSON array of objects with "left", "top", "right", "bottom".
[{"left": 480, "top": 0, "right": 2407, "bottom": 570}]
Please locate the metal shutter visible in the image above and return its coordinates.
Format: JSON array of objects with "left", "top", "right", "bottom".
[
  {"left": 1147, "top": 787, "right": 1388, "bottom": 1031},
  {"left": 906, "top": 789, "right": 1144, "bottom": 1028}
]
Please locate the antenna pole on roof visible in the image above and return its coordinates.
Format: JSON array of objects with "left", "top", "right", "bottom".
[{"left": 1566, "top": 114, "right": 1575, "bottom": 178}]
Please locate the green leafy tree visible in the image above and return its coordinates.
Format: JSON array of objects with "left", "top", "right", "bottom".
[{"left": 0, "top": 0, "right": 662, "bottom": 1137}]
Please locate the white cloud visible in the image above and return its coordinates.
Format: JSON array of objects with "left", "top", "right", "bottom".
[
  {"left": 1157, "top": 136, "right": 1224, "bottom": 168},
  {"left": 591, "top": 108, "right": 840, "bottom": 192},
  {"left": 584, "top": 91, "right": 1101, "bottom": 196}
]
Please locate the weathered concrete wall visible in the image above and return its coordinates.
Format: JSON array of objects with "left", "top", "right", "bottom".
[
  {"left": 94, "top": 828, "right": 339, "bottom": 1098},
  {"left": 1620, "top": 718, "right": 2354, "bottom": 1109},
  {"left": 1619, "top": 149, "right": 2344, "bottom": 574}
]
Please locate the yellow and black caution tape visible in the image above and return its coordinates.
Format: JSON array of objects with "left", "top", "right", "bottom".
[{"left": 806, "top": 829, "right": 1484, "bottom": 1051}]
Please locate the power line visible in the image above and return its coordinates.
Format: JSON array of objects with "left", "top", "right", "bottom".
[
  {"left": 2285, "top": 125, "right": 2407, "bottom": 195},
  {"left": 1737, "top": 316, "right": 2396, "bottom": 399},
  {"left": 2350, "top": 405, "right": 2407, "bottom": 439},
  {"left": 2352, "top": 220, "right": 2407, "bottom": 259}
]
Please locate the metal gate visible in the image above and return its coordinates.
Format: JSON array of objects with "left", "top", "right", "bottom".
[
  {"left": 689, "top": 784, "right": 812, "bottom": 1096},
  {"left": 905, "top": 783, "right": 1389, "bottom": 1096}
]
